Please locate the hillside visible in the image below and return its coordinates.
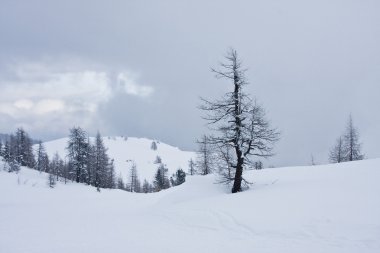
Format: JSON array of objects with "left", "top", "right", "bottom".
[
  {"left": 40, "top": 136, "right": 196, "bottom": 182},
  {"left": 1, "top": 159, "right": 379, "bottom": 253}
]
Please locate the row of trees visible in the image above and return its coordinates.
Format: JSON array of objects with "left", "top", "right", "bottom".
[
  {"left": 66, "top": 128, "right": 116, "bottom": 191},
  {"left": 116, "top": 160, "right": 186, "bottom": 193},
  {"left": 66, "top": 129, "right": 186, "bottom": 192},
  {"left": 0, "top": 128, "right": 35, "bottom": 172},
  {"left": 0, "top": 127, "right": 187, "bottom": 192},
  {"left": 0, "top": 127, "right": 117, "bottom": 191}
]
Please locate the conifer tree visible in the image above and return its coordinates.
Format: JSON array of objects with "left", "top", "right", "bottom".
[
  {"left": 66, "top": 127, "right": 89, "bottom": 183},
  {"left": 2, "top": 139, "right": 20, "bottom": 172},
  {"left": 153, "top": 164, "right": 170, "bottom": 191},
  {"left": 15, "top": 128, "right": 35, "bottom": 168},
  {"left": 142, "top": 179, "right": 151, "bottom": 193},
  {"left": 36, "top": 141, "right": 49, "bottom": 172},
  {"left": 151, "top": 141, "right": 158, "bottom": 151},
  {"left": 116, "top": 174, "right": 125, "bottom": 190},
  {"left": 93, "top": 132, "right": 110, "bottom": 189},
  {"left": 0, "top": 141, "right": 3, "bottom": 158},
  {"left": 171, "top": 168, "right": 186, "bottom": 186}
]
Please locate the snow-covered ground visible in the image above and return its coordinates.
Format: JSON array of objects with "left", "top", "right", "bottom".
[
  {"left": 40, "top": 136, "right": 196, "bottom": 182},
  {"left": 1, "top": 159, "right": 380, "bottom": 253}
]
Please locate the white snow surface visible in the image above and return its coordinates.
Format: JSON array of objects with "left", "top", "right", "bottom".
[
  {"left": 1, "top": 159, "right": 380, "bottom": 253},
  {"left": 40, "top": 136, "right": 196, "bottom": 181}
]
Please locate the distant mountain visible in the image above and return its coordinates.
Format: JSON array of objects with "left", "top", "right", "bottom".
[{"left": 40, "top": 136, "right": 196, "bottom": 182}]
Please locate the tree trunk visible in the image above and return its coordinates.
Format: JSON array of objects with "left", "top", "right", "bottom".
[
  {"left": 232, "top": 155, "right": 243, "bottom": 193},
  {"left": 232, "top": 68, "right": 243, "bottom": 193}
]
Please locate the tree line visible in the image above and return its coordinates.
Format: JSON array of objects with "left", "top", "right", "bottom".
[
  {"left": 0, "top": 127, "right": 186, "bottom": 192},
  {"left": 0, "top": 127, "right": 117, "bottom": 190}
]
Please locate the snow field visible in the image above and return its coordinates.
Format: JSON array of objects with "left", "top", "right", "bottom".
[{"left": 1, "top": 159, "right": 379, "bottom": 252}]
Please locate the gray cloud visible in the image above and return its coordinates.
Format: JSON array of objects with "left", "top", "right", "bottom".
[
  {"left": 0, "top": 59, "right": 154, "bottom": 139},
  {"left": 0, "top": 0, "right": 379, "bottom": 166}
]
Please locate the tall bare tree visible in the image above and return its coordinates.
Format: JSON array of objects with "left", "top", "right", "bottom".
[{"left": 200, "top": 49, "right": 279, "bottom": 193}]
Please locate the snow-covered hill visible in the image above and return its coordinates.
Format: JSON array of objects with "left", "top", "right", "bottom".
[
  {"left": 1, "top": 159, "right": 380, "bottom": 253},
  {"left": 40, "top": 136, "right": 196, "bottom": 182}
]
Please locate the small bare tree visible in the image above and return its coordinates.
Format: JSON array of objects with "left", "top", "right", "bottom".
[
  {"left": 329, "top": 136, "right": 344, "bottom": 163},
  {"left": 195, "top": 135, "right": 215, "bottom": 175},
  {"left": 128, "top": 163, "right": 140, "bottom": 192},
  {"left": 343, "top": 115, "right": 364, "bottom": 161},
  {"left": 200, "top": 49, "right": 279, "bottom": 193},
  {"left": 188, "top": 158, "right": 196, "bottom": 175},
  {"left": 329, "top": 115, "right": 364, "bottom": 163},
  {"left": 215, "top": 142, "right": 235, "bottom": 185},
  {"left": 48, "top": 173, "right": 56, "bottom": 188}
]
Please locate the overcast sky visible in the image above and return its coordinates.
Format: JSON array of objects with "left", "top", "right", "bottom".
[{"left": 0, "top": 0, "right": 379, "bottom": 167}]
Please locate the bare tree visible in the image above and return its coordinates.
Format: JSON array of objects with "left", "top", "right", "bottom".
[
  {"left": 329, "top": 136, "right": 344, "bottom": 163},
  {"left": 343, "top": 115, "right": 364, "bottom": 161},
  {"left": 310, "top": 154, "right": 316, "bottom": 166},
  {"left": 254, "top": 161, "right": 263, "bottom": 170},
  {"left": 48, "top": 173, "right": 56, "bottom": 188},
  {"left": 329, "top": 115, "right": 364, "bottom": 163},
  {"left": 195, "top": 135, "right": 215, "bottom": 175},
  {"left": 200, "top": 49, "right": 279, "bottom": 193},
  {"left": 188, "top": 158, "right": 196, "bottom": 175},
  {"left": 215, "top": 142, "right": 235, "bottom": 185},
  {"left": 128, "top": 163, "right": 140, "bottom": 192}
]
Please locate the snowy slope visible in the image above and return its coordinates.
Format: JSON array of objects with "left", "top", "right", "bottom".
[
  {"left": 1, "top": 159, "right": 380, "bottom": 253},
  {"left": 40, "top": 136, "right": 196, "bottom": 181}
]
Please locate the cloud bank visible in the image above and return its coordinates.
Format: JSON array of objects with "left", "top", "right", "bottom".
[{"left": 0, "top": 60, "right": 154, "bottom": 138}]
